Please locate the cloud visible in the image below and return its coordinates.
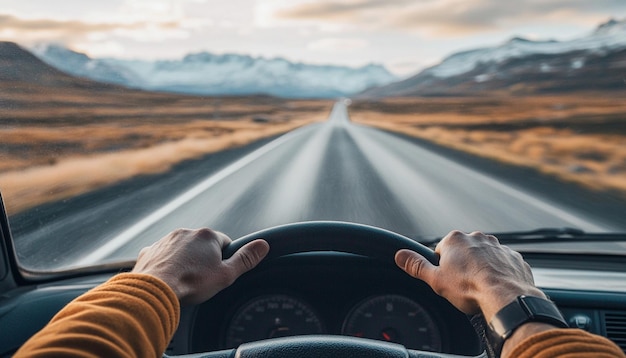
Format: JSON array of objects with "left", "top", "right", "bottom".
[
  {"left": 274, "top": 0, "right": 626, "bottom": 36},
  {"left": 77, "top": 40, "right": 126, "bottom": 58},
  {"left": 272, "top": 0, "right": 412, "bottom": 31},
  {"left": 0, "top": 14, "right": 132, "bottom": 33},
  {"left": 0, "top": 13, "right": 185, "bottom": 45},
  {"left": 307, "top": 37, "right": 368, "bottom": 51},
  {"left": 277, "top": 0, "right": 413, "bottom": 21}
]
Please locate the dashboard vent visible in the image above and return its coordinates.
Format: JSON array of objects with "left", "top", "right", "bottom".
[{"left": 605, "top": 311, "right": 626, "bottom": 353}]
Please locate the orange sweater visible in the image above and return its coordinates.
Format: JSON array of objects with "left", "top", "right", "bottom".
[
  {"left": 15, "top": 273, "right": 179, "bottom": 357},
  {"left": 15, "top": 273, "right": 625, "bottom": 357}
]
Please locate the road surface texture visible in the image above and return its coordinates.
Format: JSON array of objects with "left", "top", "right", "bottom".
[{"left": 9, "top": 102, "right": 625, "bottom": 270}]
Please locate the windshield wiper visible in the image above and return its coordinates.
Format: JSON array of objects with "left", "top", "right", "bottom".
[{"left": 417, "top": 228, "right": 626, "bottom": 247}]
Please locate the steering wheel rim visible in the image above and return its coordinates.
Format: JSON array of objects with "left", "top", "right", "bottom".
[
  {"left": 177, "top": 222, "right": 484, "bottom": 358},
  {"left": 223, "top": 221, "right": 439, "bottom": 265}
]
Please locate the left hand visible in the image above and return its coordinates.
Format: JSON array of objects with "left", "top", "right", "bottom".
[
  {"left": 395, "top": 230, "right": 543, "bottom": 320},
  {"left": 132, "top": 228, "right": 269, "bottom": 305}
]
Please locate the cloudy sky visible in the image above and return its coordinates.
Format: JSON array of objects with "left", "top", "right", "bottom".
[{"left": 1, "top": 0, "right": 624, "bottom": 76}]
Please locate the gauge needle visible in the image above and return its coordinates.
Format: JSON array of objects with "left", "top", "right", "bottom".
[{"left": 380, "top": 328, "right": 398, "bottom": 342}]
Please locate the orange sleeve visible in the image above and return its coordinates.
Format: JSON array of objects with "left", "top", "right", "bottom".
[
  {"left": 14, "top": 273, "right": 180, "bottom": 358},
  {"left": 510, "top": 328, "right": 625, "bottom": 358}
]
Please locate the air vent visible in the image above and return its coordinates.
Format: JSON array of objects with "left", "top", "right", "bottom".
[{"left": 604, "top": 311, "right": 626, "bottom": 353}]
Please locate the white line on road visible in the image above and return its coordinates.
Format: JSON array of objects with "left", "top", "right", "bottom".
[
  {"left": 76, "top": 101, "right": 613, "bottom": 265},
  {"left": 74, "top": 125, "right": 316, "bottom": 266},
  {"left": 453, "top": 160, "right": 611, "bottom": 232},
  {"left": 353, "top": 124, "right": 611, "bottom": 232}
]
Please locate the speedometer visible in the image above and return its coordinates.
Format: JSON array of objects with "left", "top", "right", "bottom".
[
  {"left": 342, "top": 294, "right": 442, "bottom": 351},
  {"left": 224, "top": 294, "right": 324, "bottom": 348}
]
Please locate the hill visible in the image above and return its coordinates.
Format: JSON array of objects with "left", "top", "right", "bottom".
[
  {"left": 362, "top": 18, "right": 626, "bottom": 97},
  {"left": 0, "top": 42, "right": 121, "bottom": 91}
]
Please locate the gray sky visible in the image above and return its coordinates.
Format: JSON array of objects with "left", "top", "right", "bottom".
[{"left": 1, "top": 0, "right": 624, "bottom": 76}]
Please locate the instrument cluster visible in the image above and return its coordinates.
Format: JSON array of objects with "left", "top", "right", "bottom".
[
  {"left": 222, "top": 293, "right": 442, "bottom": 351},
  {"left": 187, "top": 254, "right": 481, "bottom": 355}
]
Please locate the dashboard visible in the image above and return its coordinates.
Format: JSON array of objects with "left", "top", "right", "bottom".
[
  {"left": 177, "top": 253, "right": 482, "bottom": 355},
  {"left": 168, "top": 251, "right": 626, "bottom": 356},
  {"left": 2, "top": 251, "right": 626, "bottom": 357}
]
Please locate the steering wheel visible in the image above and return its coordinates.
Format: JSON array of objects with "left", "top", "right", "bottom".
[
  {"left": 166, "top": 221, "right": 486, "bottom": 358},
  {"left": 223, "top": 221, "right": 439, "bottom": 265}
]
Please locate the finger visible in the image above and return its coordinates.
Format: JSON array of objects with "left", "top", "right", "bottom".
[
  {"left": 213, "top": 230, "right": 233, "bottom": 248},
  {"left": 194, "top": 228, "right": 232, "bottom": 248},
  {"left": 436, "top": 230, "right": 464, "bottom": 253},
  {"left": 224, "top": 239, "right": 270, "bottom": 277},
  {"left": 395, "top": 249, "right": 437, "bottom": 285}
]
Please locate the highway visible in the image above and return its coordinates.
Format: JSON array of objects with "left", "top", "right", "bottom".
[{"left": 11, "top": 101, "right": 621, "bottom": 270}]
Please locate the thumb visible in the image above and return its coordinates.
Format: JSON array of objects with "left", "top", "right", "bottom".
[
  {"left": 225, "top": 239, "right": 270, "bottom": 277},
  {"left": 395, "top": 249, "right": 437, "bottom": 285}
]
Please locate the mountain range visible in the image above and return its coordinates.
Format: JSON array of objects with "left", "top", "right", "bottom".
[
  {"left": 7, "top": 18, "right": 626, "bottom": 98},
  {"left": 31, "top": 45, "right": 396, "bottom": 98},
  {"left": 362, "top": 18, "right": 626, "bottom": 97}
]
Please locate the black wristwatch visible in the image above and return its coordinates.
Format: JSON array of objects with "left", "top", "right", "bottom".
[{"left": 487, "top": 295, "right": 569, "bottom": 355}]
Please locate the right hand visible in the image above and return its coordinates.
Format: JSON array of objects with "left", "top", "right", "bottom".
[{"left": 395, "top": 230, "right": 545, "bottom": 322}]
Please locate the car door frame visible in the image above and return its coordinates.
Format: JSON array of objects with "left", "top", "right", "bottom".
[{"left": 0, "top": 192, "right": 17, "bottom": 292}]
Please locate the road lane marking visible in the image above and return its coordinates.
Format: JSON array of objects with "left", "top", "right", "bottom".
[
  {"left": 452, "top": 163, "right": 611, "bottom": 231},
  {"left": 74, "top": 124, "right": 318, "bottom": 265},
  {"left": 256, "top": 122, "right": 333, "bottom": 226},
  {"left": 352, "top": 124, "right": 611, "bottom": 232},
  {"left": 76, "top": 100, "right": 613, "bottom": 265}
]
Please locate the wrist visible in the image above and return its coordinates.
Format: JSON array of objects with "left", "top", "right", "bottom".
[
  {"left": 132, "top": 269, "right": 185, "bottom": 301},
  {"left": 480, "top": 284, "right": 546, "bottom": 322}
]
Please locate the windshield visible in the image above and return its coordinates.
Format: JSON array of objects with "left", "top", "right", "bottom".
[{"left": 1, "top": 1, "right": 625, "bottom": 272}]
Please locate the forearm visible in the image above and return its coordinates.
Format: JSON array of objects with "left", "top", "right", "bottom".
[
  {"left": 489, "top": 292, "right": 624, "bottom": 357},
  {"left": 486, "top": 292, "right": 624, "bottom": 357},
  {"left": 395, "top": 232, "right": 625, "bottom": 358},
  {"left": 502, "top": 322, "right": 558, "bottom": 357},
  {"left": 506, "top": 326, "right": 626, "bottom": 358},
  {"left": 15, "top": 273, "right": 180, "bottom": 358}
]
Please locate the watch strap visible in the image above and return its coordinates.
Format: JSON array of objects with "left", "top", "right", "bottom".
[{"left": 488, "top": 295, "right": 569, "bottom": 355}]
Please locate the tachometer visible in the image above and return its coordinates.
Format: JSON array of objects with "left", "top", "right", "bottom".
[
  {"left": 224, "top": 294, "right": 324, "bottom": 348},
  {"left": 342, "top": 294, "right": 442, "bottom": 351}
]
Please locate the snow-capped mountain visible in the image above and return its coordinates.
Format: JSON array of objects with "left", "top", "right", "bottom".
[
  {"left": 31, "top": 44, "right": 143, "bottom": 87},
  {"left": 427, "top": 19, "right": 626, "bottom": 78},
  {"left": 31, "top": 45, "right": 396, "bottom": 98},
  {"left": 363, "top": 18, "right": 626, "bottom": 97}
]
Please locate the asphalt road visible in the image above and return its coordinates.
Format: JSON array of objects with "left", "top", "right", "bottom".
[{"left": 10, "top": 101, "right": 623, "bottom": 270}]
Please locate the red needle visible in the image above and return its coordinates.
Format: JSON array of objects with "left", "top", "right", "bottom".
[{"left": 382, "top": 332, "right": 391, "bottom": 341}]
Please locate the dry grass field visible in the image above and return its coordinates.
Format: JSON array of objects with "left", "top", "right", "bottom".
[
  {"left": 350, "top": 95, "right": 626, "bottom": 197},
  {"left": 3, "top": 84, "right": 624, "bottom": 217},
  {"left": 0, "top": 86, "right": 331, "bottom": 215}
]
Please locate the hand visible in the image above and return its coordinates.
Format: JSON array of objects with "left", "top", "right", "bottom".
[
  {"left": 132, "top": 228, "right": 269, "bottom": 305},
  {"left": 395, "top": 230, "right": 545, "bottom": 321}
]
